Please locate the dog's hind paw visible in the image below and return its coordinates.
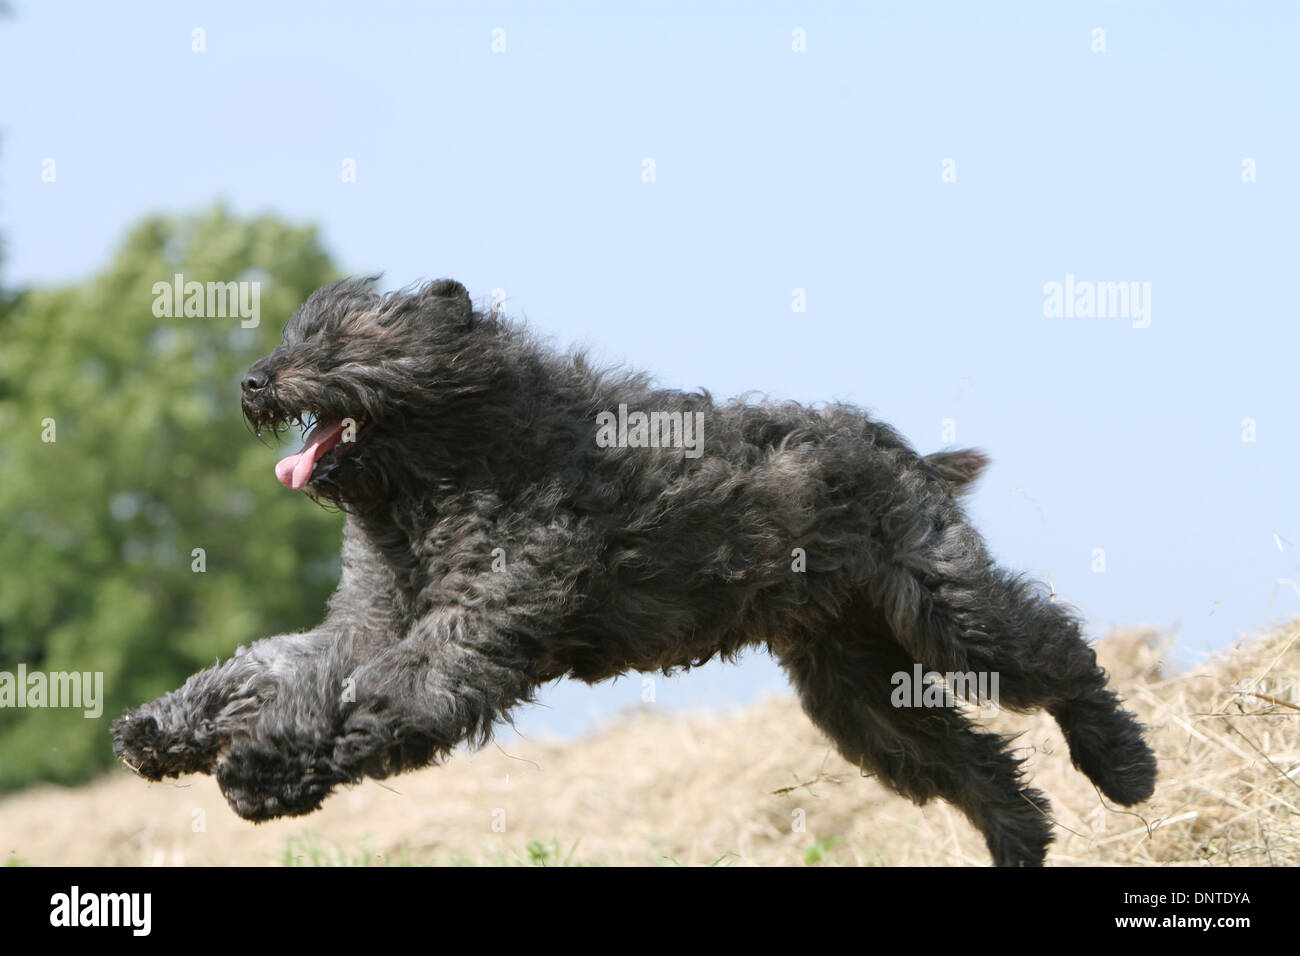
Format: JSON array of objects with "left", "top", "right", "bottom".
[
  {"left": 1056, "top": 701, "right": 1158, "bottom": 806},
  {"left": 1088, "top": 741, "right": 1157, "bottom": 806}
]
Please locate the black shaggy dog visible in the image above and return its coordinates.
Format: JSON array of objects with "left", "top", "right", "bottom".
[{"left": 112, "top": 277, "right": 1156, "bottom": 865}]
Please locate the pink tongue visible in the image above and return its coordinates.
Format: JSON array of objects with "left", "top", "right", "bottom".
[{"left": 275, "top": 420, "right": 346, "bottom": 490}]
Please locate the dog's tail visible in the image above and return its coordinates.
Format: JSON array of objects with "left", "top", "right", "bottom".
[{"left": 923, "top": 449, "right": 990, "bottom": 496}]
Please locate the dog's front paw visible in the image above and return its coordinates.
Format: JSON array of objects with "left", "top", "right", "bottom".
[
  {"left": 333, "top": 707, "right": 442, "bottom": 780},
  {"left": 112, "top": 655, "right": 279, "bottom": 781},
  {"left": 111, "top": 709, "right": 223, "bottom": 780},
  {"left": 216, "top": 734, "right": 352, "bottom": 822}
]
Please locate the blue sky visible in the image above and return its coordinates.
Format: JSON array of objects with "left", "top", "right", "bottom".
[{"left": 3, "top": 1, "right": 1297, "bottom": 738}]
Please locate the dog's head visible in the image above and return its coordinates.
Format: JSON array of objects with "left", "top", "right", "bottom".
[{"left": 241, "top": 276, "right": 482, "bottom": 503}]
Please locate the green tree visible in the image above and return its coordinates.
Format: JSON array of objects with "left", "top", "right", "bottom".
[{"left": 0, "top": 206, "right": 345, "bottom": 789}]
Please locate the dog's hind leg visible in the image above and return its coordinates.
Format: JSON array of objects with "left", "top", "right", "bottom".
[
  {"left": 950, "top": 579, "right": 1153, "bottom": 806},
  {"left": 780, "top": 623, "right": 1053, "bottom": 866},
  {"left": 869, "top": 520, "right": 1157, "bottom": 807}
]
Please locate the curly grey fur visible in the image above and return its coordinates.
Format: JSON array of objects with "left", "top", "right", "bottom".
[{"left": 112, "top": 277, "right": 1156, "bottom": 865}]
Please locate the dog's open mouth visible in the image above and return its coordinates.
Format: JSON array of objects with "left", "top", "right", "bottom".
[{"left": 274, "top": 418, "right": 359, "bottom": 490}]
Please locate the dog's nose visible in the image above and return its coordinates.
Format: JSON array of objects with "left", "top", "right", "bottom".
[{"left": 242, "top": 371, "right": 269, "bottom": 393}]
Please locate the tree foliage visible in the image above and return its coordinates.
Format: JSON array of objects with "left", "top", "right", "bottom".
[{"left": 0, "top": 207, "right": 345, "bottom": 789}]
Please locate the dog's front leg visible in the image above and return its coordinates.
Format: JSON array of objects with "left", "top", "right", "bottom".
[
  {"left": 213, "top": 606, "right": 538, "bottom": 821},
  {"left": 335, "top": 606, "right": 539, "bottom": 778},
  {"left": 110, "top": 628, "right": 336, "bottom": 782}
]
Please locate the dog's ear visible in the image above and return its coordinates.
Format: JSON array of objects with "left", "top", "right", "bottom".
[
  {"left": 923, "top": 448, "right": 990, "bottom": 495},
  {"left": 418, "top": 278, "right": 474, "bottom": 328}
]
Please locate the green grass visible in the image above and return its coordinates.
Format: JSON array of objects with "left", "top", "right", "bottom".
[
  {"left": 281, "top": 832, "right": 605, "bottom": 867},
  {"left": 803, "top": 835, "right": 843, "bottom": 865},
  {"left": 489, "top": 837, "right": 587, "bottom": 866},
  {"left": 281, "top": 831, "right": 415, "bottom": 867},
  {"left": 661, "top": 852, "right": 739, "bottom": 867}
]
